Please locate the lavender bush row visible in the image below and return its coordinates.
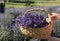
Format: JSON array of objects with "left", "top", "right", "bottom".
[{"left": 0, "top": 6, "right": 60, "bottom": 41}]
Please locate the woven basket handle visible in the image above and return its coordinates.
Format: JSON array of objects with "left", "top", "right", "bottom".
[
  {"left": 24, "top": 8, "right": 52, "bottom": 15},
  {"left": 24, "top": 8, "right": 52, "bottom": 23}
]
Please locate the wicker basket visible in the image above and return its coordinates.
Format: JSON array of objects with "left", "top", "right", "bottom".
[{"left": 20, "top": 8, "right": 53, "bottom": 39}]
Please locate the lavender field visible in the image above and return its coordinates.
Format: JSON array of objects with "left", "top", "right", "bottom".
[{"left": 0, "top": 6, "right": 60, "bottom": 41}]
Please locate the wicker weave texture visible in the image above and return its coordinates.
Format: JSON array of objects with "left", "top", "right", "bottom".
[{"left": 20, "top": 21, "right": 53, "bottom": 39}]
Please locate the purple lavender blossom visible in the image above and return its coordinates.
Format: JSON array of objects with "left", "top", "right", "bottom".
[{"left": 16, "top": 13, "right": 49, "bottom": 28}]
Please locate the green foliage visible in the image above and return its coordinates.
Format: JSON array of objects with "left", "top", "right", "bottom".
[{"left": 0, "top": 25, "right": 11, "bottom": 41}]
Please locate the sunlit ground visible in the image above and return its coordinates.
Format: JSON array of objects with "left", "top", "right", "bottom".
[{"left": 5, "top": 1, "right": 60, "bottom": 8}]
